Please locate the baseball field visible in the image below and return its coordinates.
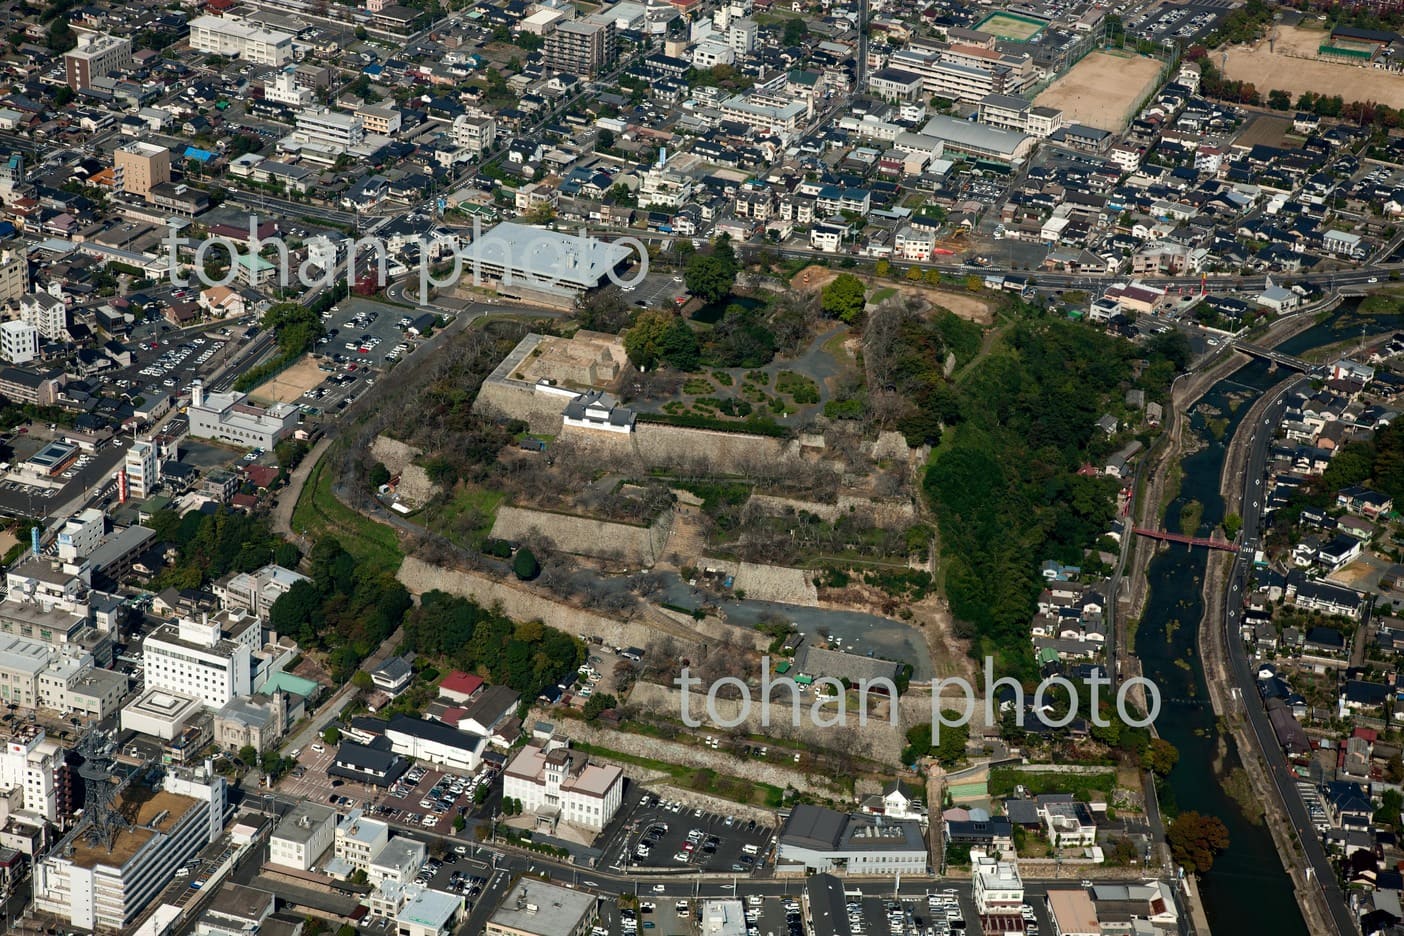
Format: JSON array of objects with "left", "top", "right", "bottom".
[{"left": 1034, "top": 51, "right": 1165, "bottom": 132}]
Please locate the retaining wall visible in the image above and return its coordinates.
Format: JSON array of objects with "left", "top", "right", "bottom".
[{"left": 490, "top": 504, "right": 675, "bottom": 566}]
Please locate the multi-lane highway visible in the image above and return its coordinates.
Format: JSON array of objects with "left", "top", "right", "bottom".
[{"left": 1220, "top": 375, "right": 1356, "bottom": 936}]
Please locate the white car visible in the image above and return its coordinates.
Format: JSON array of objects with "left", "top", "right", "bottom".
[{"left": 311, "top": 743, "right": 325, "bottom": 753}]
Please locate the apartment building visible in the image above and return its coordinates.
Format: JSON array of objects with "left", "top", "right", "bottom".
[
  {"left": 113, "top": 141, "right": 171, "bottom": 203},
  {"left": 20, "top": 291, "right": 67, "bottom": 340},
  {"left": 64, "top": 33, "right": 132, "bottom": 92},
  {"left": 0, "top": 725, "right": 61, "bottom": 822},
  {"left": 0, "top": 251, "right": 28, "bottom": 306},
  {"left": 972, "top": 853, "right": 1023, "bottom": 915},
  {"left": 545, "top": 20, "right": 616, "bottom": 77},
  {"left": 123, "top": 439, "right": 159, "bottom": 499},
  {"left": 0, "top": 321, "right": 38, "bottom": 365},
  {"left": 718, "top": 93, "right": 807, "bottom": 140},
  {"left": 450, "top": 114, "right": 496, "bottom": 157},
  {"left": 357, "top": 106, "right": 402, "bottom": 136},
  {"left": 189, "top": 15, "right": 294, "bottom": 66},
  {"left": 269, "top": 801, "right": 337, "bottom": 871}
]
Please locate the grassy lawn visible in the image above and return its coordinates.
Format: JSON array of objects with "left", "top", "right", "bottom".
[
  {"left": 573, "top": 741, "right": 785, "bottom": 807},
  {"left": 871, "top": 287, "right": 897, "bottom": 304},
  {"left": 291, "top": 453, "right": 404, "bottom": 576},
  {"left": 989, "top": 767, "right": 1116, "bottom": 802},
  {"left": 423, "top": 484, "right": 505, "bottom": 548}
]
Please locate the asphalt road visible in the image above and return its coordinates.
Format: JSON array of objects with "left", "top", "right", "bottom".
[{"left": 1221, "top": 375, "right": 1355, "bottom": 936}]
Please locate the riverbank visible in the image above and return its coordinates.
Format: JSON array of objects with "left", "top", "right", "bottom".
[{"left": 1202, "top": 376, "right": 1335, "bottom": 935}]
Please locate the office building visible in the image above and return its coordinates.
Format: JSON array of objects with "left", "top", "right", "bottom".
[
  {"left": 502, "top": 741, "right": 623, "bottom": 832},
  {"left": 367, "top": 837, "right": 426, "bottom": 885},
  {"left": 124, "top": 439, "right": 159, "bottom": 499},
  {"left": 264, "top": 68, "right": 313, "bottom": 107},
  {"left": 113, "top": 142, "right": 171, "bottom": 203},
  {"left": 357, "top": 106, "right": 402, "bottom": 136},
  {"left": 34, "top": 767, "right": 226, "bottom": 929},
  {"left": 0, "top": 321, "right": 38, "bottom": 364},
  {"left": 187, "top": 381, "right": 299, "bottom": 449},
  {"left": 121, "top": 687, "right": 204, "bottom": 741},
  {"left": 545, "top": 20, "right": 616, "bottom": 77},
  {"left": 212, "top": 693, "right": 288, "bottom": 753},
  {"left": 334, "top": 809, "right": 390, "bottom": 871},
  {"left": 269, "top": 801, "right": 337, "bottom": 871},
  {"left": 65, "top": 33, "right": 132, "bottom": 92},
  {"left": 20, "top": 292, "right": 67, "bottom": 340},
  {"left": 776, "top": 804, "right": 928, "bottom": 875},
  {"left": 396, "top": 887, "right": 464, "bottom": 936},
  {"left": 486, "top": 880, "right": 596, "bottom": 936},
  {"left": 143, "top": 610, "right": 260, "bottom": 710},
  {"left": 189, "top": 15, "right": 294, "bottom": 66},
  {"left": 56, "top": 509, "right": 104, "bottom": 563}
]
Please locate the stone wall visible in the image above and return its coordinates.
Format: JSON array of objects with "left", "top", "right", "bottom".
[
  {"left": 370, "top": 436, "right": 436, "bottom": 507},
  {"left": 472, "top": 380, "right": 570, "bottom": 435},
  {"left": 489, "top": 504, "right": 674, "bottom": 567},
  {"left": 695, "top": 559, "right": 818, "bottom": 605},
  {"left": 397, "top": 556, "right": 691, "bottom": 648},
  {"left": 624, "top": 681, "right": 907, "bottom": 766},
  {"left": 746, "top": 493, "right": 916, "bottom": 528},
  {"left": 562, "top": 422, "right": 810, "bottom": 475},
  {"left": 554, "top": 712, "right": 846, "bottom": 800}
]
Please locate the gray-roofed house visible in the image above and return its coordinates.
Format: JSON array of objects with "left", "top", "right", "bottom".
[{"left": 777, "top": 803, "right": 927, "bottom": 874}]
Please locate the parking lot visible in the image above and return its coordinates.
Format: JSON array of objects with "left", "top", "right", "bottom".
[
  {"left": 1125, "top": 0, "right": 1228, "bottom": 44},
  {"left": 379, "top": 763, "right": 489, "bottom": 834},
  {"left": 614, "top": 795, "right": 773, "bottom": 873},
  {"left": 323, "top": 298, "right": 430, "bottom": 369}
]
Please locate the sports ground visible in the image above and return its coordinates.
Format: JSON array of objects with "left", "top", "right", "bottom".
[{"left": 975, "top": 11, "right": 1048, "bottom": 41}]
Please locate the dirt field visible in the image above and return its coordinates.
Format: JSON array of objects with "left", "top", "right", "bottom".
[
  {"left": 1034, "top": 51, "right": 1165, "bottom": 132},
  {"left": 791, "top": 266, "right": 995, "bottom": 323},
  {"left": 1223, "top": 26, "right": 1404, "bottom": 109},
  {"left": 249, "top": 355, "right": 324, "bottom": 404}
]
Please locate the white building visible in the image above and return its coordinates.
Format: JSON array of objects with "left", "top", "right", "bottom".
[
  {"left": 368, "top": 837, "right": 427, "bottom": 885},
  {"left": 265, "top": 68, "right": 313, "bottom": 107},
  {"left": 217, "top": 564, "right": 309, "bottom": 617},
  {"left": 187, "top": 381, "right": 299, "bottom": 449},
  {"left": 121, "top": 687, "right": 204, "bottom": 741},
  {"left": 0, "top": 251, "right": 29, "bottom": 306},
  {"left": 502, "top": 741, "right": 623, "bottom": 832},
  {"left": 396, "top": 887, "right": 463, "bottom": 936},
  {"left": 20, "top": 291, "right": 66, "bottom": 340},
  {"left": 385, "top": 716, "right": 485, "bottom": 773},
  {"left": 294, "top": 108, "right": 365, "bottom": 153},
  {"left": 0, "top": 320, "right": 38, "bottom": 364},
  {"left": 124, "top": 439, "right": 160, "bottom": 499},
  {"left": 35, "top": 767, "right": 226, "bottom": 929},
  {"left": 188, "top": 15, "right": 294, "bottom": 66},
  {"left": 450, "top": 114, "right": 495, "bottom": 158},
  {"left": 0, "top": 725, "right": 61, "bottom": 822},
  {"left": 335, "top": 809, "right": 390, "bottom": 871},
  {"left": 56, "top": 508, "right": 104, "bottom": 563},
  {"left": 143, "top": 610, "right": 260, "bottom": 710},
  {"left": 269, "top": 801, "right": 338, "bottom": 871},
  {"left": 972, "top": 852, "right": 1023, "bottom": 915}
]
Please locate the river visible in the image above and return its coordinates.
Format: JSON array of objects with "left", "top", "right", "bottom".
[{"left": 1138, "top": 300, "right": 1404, "bottom": 934}]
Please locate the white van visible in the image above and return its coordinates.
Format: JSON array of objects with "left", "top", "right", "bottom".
[{"left": 742, "top": 844, "right": 760, "bottom": 856}]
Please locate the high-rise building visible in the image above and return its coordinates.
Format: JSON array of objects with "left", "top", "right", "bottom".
[
  {"left": 143, "top": 610, "right": 260, "bottom": 710},
  {"left": 64, "top": 33, "right": 132, "bottom": 92},
  {"left": 113, "top": 142, "right": 171, "bottom": 203},
  {"left": 545, "top": 20, "right": 616, "bottom": 77},
  {"left": 34, "top": 766, "right": 226, "bottom": 929}
]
